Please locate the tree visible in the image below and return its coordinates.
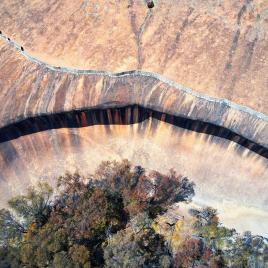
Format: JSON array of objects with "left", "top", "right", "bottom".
[
  {"left": 8, "top": 182, "right": 53, "bottom": 227},
  {"left": 0, "top": 182, "right": 53, "bottom": 268},
  {"left": 174, "top": 238, "right": 205, "bottom": 268},
  {"left": 103, "top": 213, "right": 172, "bottom": 268},
  {"left": 94, "top": 160, "right": 195, "bottom": 219},
  {"left": 4, "top": 160, "right": 267, "bottom": 267},
  {"left": 188, "top": 207, "right": 268, "bottom": 267},
  {"left": 0, "top": 209, "right": 24, "bottom": 245}
]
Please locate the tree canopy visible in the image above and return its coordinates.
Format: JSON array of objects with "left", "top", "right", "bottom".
[{"left": 0, "top": 160, "right": 267, "bottom": 267}]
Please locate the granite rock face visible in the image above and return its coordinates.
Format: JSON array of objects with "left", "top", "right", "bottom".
[
  {"left": 0, "top": 0, "right": 267, "bottom": 113},
  {"left": 0, "top": 36, "right": 267, "bottom": 150},
  {"left": 0, "top": 0, "right": 268, "bottom": 235}
]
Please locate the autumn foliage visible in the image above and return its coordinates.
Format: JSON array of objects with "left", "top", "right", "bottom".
[
  {"left": 0, "top": 160, "right": 194, "bottom": 267},
  {"left": 0, "top": 160, "right": 267, "bottom": 267}
]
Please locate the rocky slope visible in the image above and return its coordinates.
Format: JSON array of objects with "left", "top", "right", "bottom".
[
  {"left": 0, "top": 0, "right": 268, "bottom": 236},
  {"left": 0, "top": 35, "right": 267, "bottom": 150},
  {"left": 0, "top": 0, "right": 267, "bottom": 113}
]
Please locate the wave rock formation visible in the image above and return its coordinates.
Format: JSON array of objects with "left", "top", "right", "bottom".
[{"left": 0, "top": 0, "right": 267, "bottom": 236}]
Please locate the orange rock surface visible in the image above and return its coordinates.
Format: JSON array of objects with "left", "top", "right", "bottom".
[
  {"left": 0, "top": 0, "right": 267, "bottom": 112},
  {"left": 0, "top": 0, "right": 268, "bottom": 236}
]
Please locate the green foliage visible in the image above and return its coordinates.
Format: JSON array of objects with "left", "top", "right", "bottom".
[
  {"left": 8, "top": 182, "right": 52, "bottom": 227},
  {"left": 188, "top": 207, "right": 268, "bottom": 268},
  {"left": 0, "top": 208, "right": 24, "bottom": 245},
  {"left": 0, "top": 243, "right": 21, "bottom": 268},
  {"left": 19, "top": 224, "right": 69, "bottom": 267},
  {"left": 190, "top": 207, "right": 235, "bottom": 253}
]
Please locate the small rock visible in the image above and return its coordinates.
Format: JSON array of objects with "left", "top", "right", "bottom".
[{"left": 147, "top": 1, "right": 154, "bottom": 9}]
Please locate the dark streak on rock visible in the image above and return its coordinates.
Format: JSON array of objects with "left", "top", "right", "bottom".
[
  {"left": 0, "top": 105, "right": 267, "bottom": 159},
  {"left": 128, "top": 0, "right": 139, "bottom": 39},
  {"left": 224, "top": 29, "right": 241, "bottom": 72},
  {"left": 242, "top": 35, "right": 258, "bottom": 71},
  {"left": 55, "top": 75, "right": 72, "bottom": 109},
  {"left": 163, "top": 7, "right": 196, "bottom": 68},
  {"left": 221, "top": 0, "right": 253, "bottom": 91},
  {"left": 42, "top": 72, "right": 58, "bottom": 112},
  {"left": 229, "top": 75, "right": 237, "bottom": 96},
  {"left": 2, "top": 64, "right": 39, "bottom": 122},
  {"left": 237, "top": 6, "right": 247, "bottom": 26},
  {"left": 0, "top": 142, "right": 18, "bottom": 166},
  {"left": 137, "top": 9, "right": 152, "bottom": 69},
  {"left": 127, "top": 0, "right": 153, "bottom": 69}
]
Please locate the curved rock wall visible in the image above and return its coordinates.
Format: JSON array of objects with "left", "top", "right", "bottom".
[
  {"left": 0, "top": 36, "right": 267, "bottom": 149},
  {"left": 0, "top": 106, "right": 267, "bottom": 158},
  {"left": 0, "top": 0, "right": 267, "bottom": 112},
  {"left": 0, "top": 0, "right": 268, "bottom": 236},
  {"left": 1, "top": 116, "right": 267, "bottom": 236}
]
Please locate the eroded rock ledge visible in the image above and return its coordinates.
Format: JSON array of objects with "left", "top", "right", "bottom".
[
  {"left": 0, "top": 33, "right": 267, "bottom": 150},
  {"left": 0, "top": 105, "right": 267, "bottom": 158}
]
